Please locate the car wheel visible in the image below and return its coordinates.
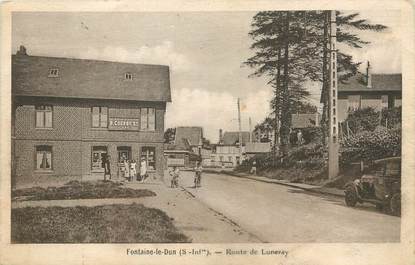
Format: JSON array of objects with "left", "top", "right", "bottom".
[
  {"left": 390, "top": 193, "right": 401, "bottom": 216},
  {"left": 345, "top": 186, "right": 358, "bottom": 207}
]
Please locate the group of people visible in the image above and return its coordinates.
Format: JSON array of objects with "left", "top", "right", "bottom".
[
  {"left": 116, "top": 157, "right": 148, "bottom": 182},
  {"left": 169, "top": 161, "right": 203, "bottom": 189}
]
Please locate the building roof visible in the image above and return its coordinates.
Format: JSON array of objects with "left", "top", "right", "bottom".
[
  {"left": 291, "top": 113, "right": 320, "bottom": 129},
  {"left": 222, "top": 131, "right": 251, "bottom": 145},
  {"left": 164, "top": 138, "right": 191, "bottom": 151},
  {"left": 174, "top": 127, "right": 203, "bottom": 147},
  {"left": 245, "top": 142, "right": 271, "bottom": 153},
  {"left": 338, "top": 73, "right": 402, "bottom": 92},
  {"left": 12, "top": 53, "right": 171, "bottom": 102}
]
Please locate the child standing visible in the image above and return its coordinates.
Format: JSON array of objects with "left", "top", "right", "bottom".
[
  {"left": 194, "top": 161, "right": 203, "bottom": 188},
  {"left": 170, "top": 166, "right": 180, "bottom": 188},
  {"left": 129, "top": 160, "right": 137, "bottom": 181}
]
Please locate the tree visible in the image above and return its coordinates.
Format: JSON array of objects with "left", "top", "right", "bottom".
[
  {"left": 245, "top": 11, "right": 386, "bottom": 157},
  {"left": 164, "top": 128, "right": 176, "bottom": 144}
]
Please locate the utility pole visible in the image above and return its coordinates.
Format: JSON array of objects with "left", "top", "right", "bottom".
[
  {"left": 237, "top": 98, "right": 243, "bottom": 159},
  {"left": 249, "top": 117, "right": 252, "bottom": 142},
  {"left": 328, "top": 10, "right": 339, "bottom": 179}
]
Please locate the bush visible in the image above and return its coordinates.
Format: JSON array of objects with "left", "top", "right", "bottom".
[
  {"left": 340, "top": 127, "right": 401, "bottom": 166},
  {"left": 345, "top": 107, "right": 380, "bottom": 132},
  {"left": 381, "top": 106, "right": 401, "bottom": 129}
]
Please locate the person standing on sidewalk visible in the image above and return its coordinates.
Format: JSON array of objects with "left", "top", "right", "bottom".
[
  {"left": 139, "top": 157, "right": 148, "bottom": 183},
  {"left": 103, "top": 155, "right": 111, "bottom": 181},
  {"left": 130, "top": 159, "right": 137, "bottom": 182},
  {"left": 123, "top": 159, "right": 130, "bottom": 181}
]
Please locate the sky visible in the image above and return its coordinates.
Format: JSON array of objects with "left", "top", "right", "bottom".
[{"left": 12, "top": 11, "right": 401, "bottom": 143}]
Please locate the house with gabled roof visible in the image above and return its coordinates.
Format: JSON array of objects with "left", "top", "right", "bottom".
[
  {"left": 212, "top": 130, "right": 251, "bottom": 167},
  {"left": 337, "top": 62, "right": 402, "bottom": 122},
  {"left": 11, "top": 46, "right": 171, "bottom": 184}
]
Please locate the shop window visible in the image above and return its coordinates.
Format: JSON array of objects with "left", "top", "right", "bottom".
[
  {"left": 141, "top": 147, "right": 156, "bottom": 170},
  {"left": 117, "top": 146, "right": 131, "bottom": 162},
  {"left": 35, "top": 105, "right": 53, "bottom": 128},
  {"left": 91, "top": 146, "right": 107, "bottom": 171},
  {"left": 36, "top": 145, "right": 52, "bottom": 170},
  {"left": 140, "top": 108, "right": 156, "bottom": 131},
  {"left": 228, "top": 156, "right": 232, "bottom": 162},
  {"left": 92, "top": 107, "right": 108, "bottom": 128}
]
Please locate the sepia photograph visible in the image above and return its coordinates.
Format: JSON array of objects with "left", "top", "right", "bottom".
[{"left": 9, "top": 9, "right": 403, "bottom": 244}]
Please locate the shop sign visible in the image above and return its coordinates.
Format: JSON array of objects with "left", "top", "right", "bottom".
[
  {"left": 167, "top": 158, "right": 185, "bottom": 166},
  {"left": 108, "top": 117, "right": 140, "bottom": 131}
]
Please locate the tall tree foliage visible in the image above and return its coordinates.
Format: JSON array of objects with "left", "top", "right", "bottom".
[{"left": 245, "top": 10, "right": 386, "bottom": 157}]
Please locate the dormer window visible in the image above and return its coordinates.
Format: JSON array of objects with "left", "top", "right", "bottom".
[
  {"left": 125, "top": 73, "right": 133, "bottom": 80},
  {"left": 48, "top": 68, "right": 59, "bottom": 77}
]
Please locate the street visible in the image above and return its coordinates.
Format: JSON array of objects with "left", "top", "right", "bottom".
[{"left": 177, "top": 171, "right": 400, "bottom": 243}]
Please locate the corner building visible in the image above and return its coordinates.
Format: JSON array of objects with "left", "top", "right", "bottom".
[{"left": 12, "top": 48, "right": 171, "bottom": 183}]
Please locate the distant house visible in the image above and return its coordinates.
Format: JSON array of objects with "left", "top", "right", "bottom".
[
  {"left": 291, "top": 113, "right": 321, "bottom": 130},
  {"left": 212, "top": 130, "right": 251, "bottom": 167},
  {"left": 337, "top": 63, "right": 402, "bottom": 122},
  {"left": 164, "top": 126, "right": 212, "bottom": 168},
  {"left": 174, "top": 126, "right": 203, "bottom": 155},
  {"left": 164, "top": 139, "right": 198, "bottom": 168},
  {"left": 245, "top": 142, "right": 271, "bottom": 159}
]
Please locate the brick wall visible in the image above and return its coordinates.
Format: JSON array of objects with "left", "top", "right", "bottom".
[
  {"left": 14, "top": 139, "right": 83, "bottom": 179},
  {"left": 13, "top": 96, "right": 166, "bottom": 180}
]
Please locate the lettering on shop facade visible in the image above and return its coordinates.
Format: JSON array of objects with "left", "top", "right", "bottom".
[{"left": 108, "top": 117, "right": 140, "bottom": 131}]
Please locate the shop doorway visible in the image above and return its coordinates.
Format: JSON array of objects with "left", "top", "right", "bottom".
[
  {"left": 92, "top": 146, "right": 107, "bottom": 172},
  {"left": 117, "top": 146, "right": 132, "bottom": 162}
]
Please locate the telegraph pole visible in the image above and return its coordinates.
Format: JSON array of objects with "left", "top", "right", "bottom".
[
  {"left": 249, "top": 117, "right": 252, "bottom": 142},
  {"left": 328, "top": 10, "right": 339, "bottom": 179},
  {"left": 237, "top": 98, "right": 243, "bottom": 158}
]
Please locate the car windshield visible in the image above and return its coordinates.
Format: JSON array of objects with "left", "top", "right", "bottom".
[{"left": 368, "top": 163, "right": 385, "bottom": 177}]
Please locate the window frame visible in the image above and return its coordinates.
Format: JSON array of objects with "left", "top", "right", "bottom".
[
  {"left": 91, "top": 106, "right": 108, "bottom": 128},
  {"left": 140, "top": 107, "right": 156, "bottom": 131},
  {"left": 125, "top": 72, "right": 133, "bottom": 80},
  {"left": 347, "top": 95, "right": 361, "bottom": 112},
  {"left": 35, "top": 145, "right": 53, "bottom": 171},
  {"left": 48, "top": 68, "right": 59, "bottom": 77},
  {"left": 141, "top": 146, "right": 156, "bottom": 171},
  {"left": 35, "top": 105, "right": 53, "bottom": 129}
]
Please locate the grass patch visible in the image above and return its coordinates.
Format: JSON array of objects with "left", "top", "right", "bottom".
[
  {"left": 12, "top": 180, "right": 156, "bottom": 201},
  {"left": 12, "top": 203, "right": 190, "bottom": 243}
]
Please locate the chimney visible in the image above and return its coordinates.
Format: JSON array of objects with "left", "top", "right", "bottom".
[
  {"left": 366, "top": 61, "right": 372, "bottom": 88},
  {"left": 16, "top": 45, "right": 28, "bottom": 56},
  {"left": 219, "top": 129, "right": 223, "bottom": 145}
]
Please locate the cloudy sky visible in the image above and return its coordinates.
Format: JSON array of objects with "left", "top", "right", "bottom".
[{"left": 12, "top": 11, "right": 401, "bottom": 142}]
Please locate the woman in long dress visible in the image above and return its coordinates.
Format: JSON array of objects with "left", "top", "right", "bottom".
[{"left": 140, "top": 158, "right": 147, "bottom": 183}]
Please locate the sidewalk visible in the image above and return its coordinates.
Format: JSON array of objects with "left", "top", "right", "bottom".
[
  {"left": 205, "top": 169, "right": 345, "bottom": 198},
  {"left": 12, "top": 180, "right": 261, "bottom": 243}
]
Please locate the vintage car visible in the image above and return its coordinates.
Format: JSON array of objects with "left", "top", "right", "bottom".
[{"left": 344, "top": 157, "right": 401, "bottom": 216}]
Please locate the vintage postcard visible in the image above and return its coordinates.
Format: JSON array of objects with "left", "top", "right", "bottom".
[{"left": 0, "top": 0, "right": 414, "bottom": 265}]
